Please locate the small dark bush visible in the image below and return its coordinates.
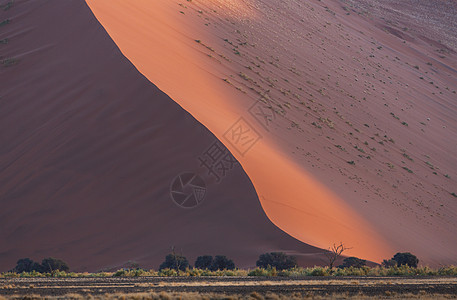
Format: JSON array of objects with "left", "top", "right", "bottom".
[
  {"left": 13, "top": 258, "right": 41, "bottom": 273},
  {"left": 194, "top": 255, "right": 213, "bottom": 270},
  {"left": 13, "top": 257, "right": 69, "bottom": 273},
  {"left": 40, "top": 257, "right": 69, "bottom": 272},
  {"left": 382, "top": 259, "right": 397, "bottom": 268},
  {"left": 338, "top": 257, "right": 366, "bottom": 268},
  {"left": 159, "top": 254, "right": 189, "bottom": 271},
  {"left": 310, "top": 267, "right": 327, "bottom": 276},
  {"left": 210, "top": 255, "right": 235, "bottom": 271},
  {"left": 392, "top": 252, "right": 419, "bottom": 268},
  {"left": 256, "top": 252, "right": 297, "bottom": 270}
]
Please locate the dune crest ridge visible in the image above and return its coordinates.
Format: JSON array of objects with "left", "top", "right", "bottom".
[
  {"left": 85, "top": 0, "right": 396, "bottom": 263},
  {"left": 1, "top": 0, "right": 337, "bottom": 271}
]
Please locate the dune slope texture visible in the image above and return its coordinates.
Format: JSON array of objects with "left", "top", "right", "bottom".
[
  {"left": 86, "top": 0, "right": 457, "bottom": 266},
  {"left": 0, "top": 0, "right": 332, "bottom": 272}
]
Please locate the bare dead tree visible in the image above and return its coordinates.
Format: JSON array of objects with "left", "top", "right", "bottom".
[
  {"left": 171, "top": 246, "right": 180, "bottom": 271},
  {"left": 171, "top": 246, "right": 185, "bottom": 272},
  {"left": 324, "top": 242, "right": 352, "bottom": 269}
]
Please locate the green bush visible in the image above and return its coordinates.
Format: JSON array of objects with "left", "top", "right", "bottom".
[
  {"left": 392, "top": 252, "right": 419, "bottom": 268},
  {"left": 194, "top": 255, "right": 213, "bottom": 270},
  {"left": 1, "top": 265, "right": 457, "bottom": 278},
  {"left": 210, "top": 255, "right": 235, "bottom": 271},
  {"left": 13, "top": 258, "right": 41, "bottom": 273},
  {"left": 438, "top": 266, "right": 457, "bottom": 276},
  {"left": 309, "top": 266, "right": 329, "bottom": 276},
  {"left": 333, "top": 266, "right": 371, "bottom": 276},
  {"left": 256, "top": 252, "right": 297, "bottom": 270},
  {"left": 158, "top": 268, "right": 179, "bottom": 276},
  {"left": 113, "top": 269, "right": 148, "bottom": 277},
  {"left": 159, "top": 254, "right": 189, "bottom": 271},
  {"left": 278, "top": 267, "right": 304, "bottom": 277},
  {"left": 12, "top": 257, "right": 69, "bottom": 273},
  {"left": 41, "top": 257, "right": 69, "bottom": 273},
  {"left": 338, "top": 257, "right": 366, "bottom": 268},
  {"left": 248, "top": 268, "right": 272, "bottom": 277},
  {"left": 382, "top": 259, "right": 397, "bottom": 267}
]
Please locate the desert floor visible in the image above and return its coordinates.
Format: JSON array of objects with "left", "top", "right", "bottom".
[{"left": 1, "top": 276, "right": 457, "bottom": 298}]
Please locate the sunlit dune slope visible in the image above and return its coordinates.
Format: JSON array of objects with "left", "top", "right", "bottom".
[
  {"left": 0, "top": 0, "right": 331, "bottom": 272},
  {"left": 86, "top": 0, "right": 457, "bottom": 266}
]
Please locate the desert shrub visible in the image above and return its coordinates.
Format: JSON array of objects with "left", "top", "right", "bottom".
[
  {"left": 366, "top": 267, "right": 388, "bottom": 276},
  {"left": 47, "top": 270, "right": 72, "bottom": 277},
  {"left": 13, "top": 258, "right": 42, "bottom": 273},
  {"left": 415, "top": 266, "right": 435, "bottom": 276},
  {"left": 183, "top": 268, "right": 201, "bottom": 277},
  {"left": 40, "top": 257, "right": 69, "bottom": 273},
  {"left": 386, "top": 265, "right": 419, "bottom": 276},
  {"left": 278, "top": 267, "right": 332, "bottom": 277},
  {"left": 113, "top": 269, "right": 150, "bottom": 277},
  {"left": 338, "top": 257, "right": 366, "bottom": 268},
  {"left": 0, "top": 272, "right": 19, "bottom": 278},
  {"left": 200, "top": 268, "right": 247, "bottom": 277},
  {"left": 248, "top": 267, "right": 278, "bottom": 277},
  {"left": 13, "top": 257, "right": 69, "bottom": 273},
  {"left": 256, "top": 252, "right": 297, "bottom": 270},
  {"left": 199, "top": 269, "right": 217, "bottom": 276},
  {"left": 194, "top": 255, "right": 213, "bottom": 270},
  {"left": 438, "top": 266, "right": 457, "bottom": 276},
  {"left": 88, "top": 272, "right": 113, "bottom": 277},
  {"left": 392, "top": 252, "right": 419, "bottom": 268},
  {"left": 159, "top": 254, "right": 189, "bottom": 271},
  {"left": 158, "top": 268, "right": 179, "bottom": 276},
  {"left": 210, "top": 255, "right": 235, "bottom": 271},
  {"left": 219, "top": 269, "right": 239, "bottom": 276},
  {"left": 382, "top": 259, "right": 397, "bottom": 268},
  {"left": 248, "top": 268, "right": 270, "bottom": 276},
  {"left": 278, "top": 267, "right": 306, "bottom": 277},
  {"left": 334, "top": 266, "right": 371, "bottom": 276},
  {"left": 309, "top": 266, "right": 329, "bottom": 276}
]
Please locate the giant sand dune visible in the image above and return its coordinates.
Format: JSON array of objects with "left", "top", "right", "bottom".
[
  {"left": 86, "top": 0, "right": 457, "bottom": 266},
  {"left": 0, "top": 0, "right": 328, "bottom": 272},
  {"left": 0, "top": 0, "right": 456, "bottom": 271}
]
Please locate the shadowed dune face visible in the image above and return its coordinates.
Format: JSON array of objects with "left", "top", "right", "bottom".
[
  {"left": 86, "top": 0, "right": 457, "bottom": 266},
  {"left": 0, "top": 0, "right": 331, "bottom": 272}
]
